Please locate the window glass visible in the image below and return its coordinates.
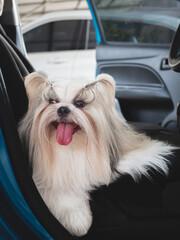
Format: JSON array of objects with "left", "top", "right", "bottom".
[
  {"left": 88, "top": 20, "right": 97, "bottom": 49},
  {"left": 52, "top": 20, "right": 87, "bottom": 51},
  {"left": 23, "top": 23, "right": 51, "bottom": 52},
  {"left": 24, "top": 20, "right": 87, "bottom": 52},
  {"left": 94, "top": 0, "right": 180, "bottom": 45}
]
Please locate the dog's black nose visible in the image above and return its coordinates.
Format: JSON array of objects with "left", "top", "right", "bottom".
[{"left": 57, "top": 106, "right": 70, "bottom": 117}]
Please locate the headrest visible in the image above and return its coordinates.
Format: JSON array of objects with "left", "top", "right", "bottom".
[
  {"left": 168, "top": 24, "right": 180, "bottom": 72},
  {"left": 0, "top": 0, "right": 4, "bottom": 16}
]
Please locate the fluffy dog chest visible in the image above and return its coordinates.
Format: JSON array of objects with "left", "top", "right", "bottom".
[
  {"left": 35, "top": 132, "right": 111, "bottom": 192},
  {"left": 52, "top": 141, "right": 91, "bottom": 190}
]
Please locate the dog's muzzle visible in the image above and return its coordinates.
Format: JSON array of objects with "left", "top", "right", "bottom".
[
  {"left": 52, "top": 107, "right": 81, "bottom": 146},
  {"left": 57, "top": 106, "right": 70, "bottom": 117}
]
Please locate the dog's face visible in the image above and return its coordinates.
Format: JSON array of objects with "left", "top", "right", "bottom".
[
  {"left": 24, "top": 72, "right": 116, "bottom": 148},
  {"left": 22, "top": 72, "right": 148, "bottom": 187}
]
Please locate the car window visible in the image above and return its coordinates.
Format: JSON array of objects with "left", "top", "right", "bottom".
[
  {"left": 24, "top": 20, "right": 87, "bottom": 52},
  {"left": 93, "top": 0, "right": 180, "bottom": 45},
  {"left": 52, "top": 20, "right": 87, "bottom": 51},
  {"left": 24, "top": 23, "right": 50, "bottom": 52},
  {"left": 87, "top": 20, "right": 97, "bottom": 49}
]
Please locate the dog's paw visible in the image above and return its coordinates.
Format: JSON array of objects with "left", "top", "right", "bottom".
[{"left": 63, "top": 208, "right": 92, "bottom": 236}]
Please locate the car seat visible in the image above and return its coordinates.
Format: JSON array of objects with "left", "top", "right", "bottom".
[{"left": 0, "top": 5, "right": 180, "bottom": 240}]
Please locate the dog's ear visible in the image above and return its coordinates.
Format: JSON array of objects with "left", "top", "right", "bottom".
[
  {"left": 24, "top": 72, "right": 47, "bottom": 103},
  {"left": 94, "top": 74, "right": 116, "bottom": 104},
  {"left": 85, "top": 74, "right": 115, "bottom": 96},
  {"left": 96, "top": 73, "right": 115, "bottom": 91}
]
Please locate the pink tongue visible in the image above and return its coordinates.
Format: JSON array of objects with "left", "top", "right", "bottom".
[{"left": 56, "top": 123, "right": 73, "bottom": 146}]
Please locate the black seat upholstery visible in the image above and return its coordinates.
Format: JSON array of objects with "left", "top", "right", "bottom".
[
  {"left": 0, "top": 25, "right": 34, "bottom": 74},
  {"left": 0, "top": 23, "right": 35, "bottom": 123},
  {"left": 0, "top": 35, "right": 29, "bottom": 123}
]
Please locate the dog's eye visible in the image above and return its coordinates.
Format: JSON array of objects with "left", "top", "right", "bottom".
[
  {"left": 74, "top": 100, "right": 85, "bottom": 108},
  {"left": 49, "top": 99, "right": 57, "bottom": 104}
]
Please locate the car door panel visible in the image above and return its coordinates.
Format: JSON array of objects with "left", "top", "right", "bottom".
[
  {"left": 98, "top": 60, "right": 173, "bottom": 124},
  {"left": 88, "top": 0, "right": 180, "bottom": 132},
  {"left": 96, "top": 42, "right": 180, "bottom": 130},
  {"left": 96, "top": 44, "right": 176, "bottom": 125}
]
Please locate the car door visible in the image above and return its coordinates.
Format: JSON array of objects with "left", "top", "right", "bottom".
[
  {"left": 23, "top": 15, "right": 97, "bottom": 81},
  {"left": 88, "top": 0, "right": 180, "bottom": 132}
]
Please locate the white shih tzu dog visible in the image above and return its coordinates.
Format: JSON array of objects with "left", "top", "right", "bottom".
[{"left": 18, "top": 72, "right": 175, "bottom": 236}]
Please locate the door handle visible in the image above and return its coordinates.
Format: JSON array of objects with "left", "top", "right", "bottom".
[{"left": 160, "top": 58, "right": 170, "bottom": 70}]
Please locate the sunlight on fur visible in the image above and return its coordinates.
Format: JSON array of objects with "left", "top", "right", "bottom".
[{"left": 18, "top": 72, "right": 176, "bottom": 236}]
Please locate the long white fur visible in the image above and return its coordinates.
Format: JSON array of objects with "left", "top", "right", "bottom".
[
  {"left": 116, "top": 140, "right": 175, "bottom": 181},
  {"left": 18, "top": 72, "right": 176, "bottom": 236}
]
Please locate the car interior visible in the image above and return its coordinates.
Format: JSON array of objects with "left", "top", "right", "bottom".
[
  {"left": 92, "top": 0, "right": 180, "bottom": 134},
  {"left": 0, "top": 0, "right": 180, "bottom": 239}
]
